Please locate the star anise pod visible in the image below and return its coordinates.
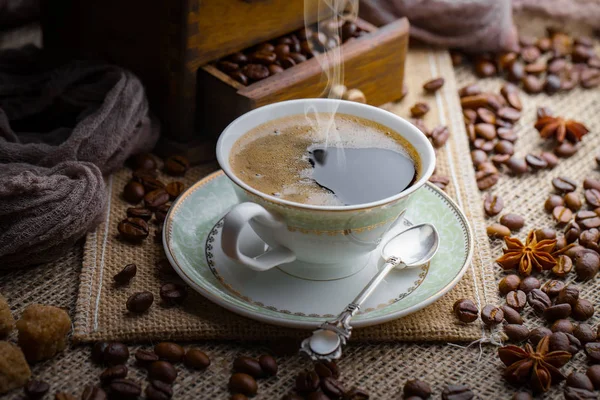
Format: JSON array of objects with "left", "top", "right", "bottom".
[
  {"left": 496, "top": 230, "right": 557, "bottom": 276},
  {"left": 499, "top": 336, "right": 571, "bottom": 392},
  {"left": 535, "top": 116, "right": 589, "bottom": 143}
]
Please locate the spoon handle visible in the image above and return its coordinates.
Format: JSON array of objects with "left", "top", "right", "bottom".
[{"left": 300, "top": 257, "right": 403, "bottom": 361}]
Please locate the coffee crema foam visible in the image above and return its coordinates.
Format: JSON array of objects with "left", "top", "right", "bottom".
[{"left": 230, "top": 113, "right": 420, "bottom": 206}]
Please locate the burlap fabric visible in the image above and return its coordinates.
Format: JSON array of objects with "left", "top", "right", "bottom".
[
  {"left": 2, "top": 13, "right": 600, "bottom": 399},
  {"left": 71, "top": 46, "right": 496, "bottom": 344}
]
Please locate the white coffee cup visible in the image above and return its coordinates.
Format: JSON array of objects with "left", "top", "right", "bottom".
[{"left": 216, "top": 99, "right": 436, "bottom": 280}]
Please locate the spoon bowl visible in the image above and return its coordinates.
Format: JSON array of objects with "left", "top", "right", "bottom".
[{"left": 382, "top": 223, "right": 439, "bottom": 267}]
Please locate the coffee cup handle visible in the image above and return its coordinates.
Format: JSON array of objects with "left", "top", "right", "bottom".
[{"left": 221, "top": 202, "right": 296, "bottom": 271}]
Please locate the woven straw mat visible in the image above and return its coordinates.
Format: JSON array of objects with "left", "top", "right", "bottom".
[{"left": 71, "top": 47, "right": 496, "bottom": 344}]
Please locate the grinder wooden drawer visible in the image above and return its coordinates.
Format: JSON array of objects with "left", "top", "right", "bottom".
[{"left": 196, "top": 18, "right": 409, "bottom": 142}]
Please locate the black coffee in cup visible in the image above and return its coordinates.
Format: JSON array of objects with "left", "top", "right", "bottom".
[{"left": 230, "top": 113, "right": 420, "bottom": 206}]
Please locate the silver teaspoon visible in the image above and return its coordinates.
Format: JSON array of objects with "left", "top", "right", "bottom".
[{"left": 300, "top": 223, "right": 440, "bottom": 361}]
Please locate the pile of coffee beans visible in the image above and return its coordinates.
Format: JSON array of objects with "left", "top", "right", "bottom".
[
  {"left": 228, "top": 354, "right": 278, "bottom": 397},
  {"left": 401, "top": 379, "right": 474, "bottom": 400},
  {"left": 453, "top": 29, "right": 600, "bottom": 91},
  {"left": 54, "top": 341, "right": 211, "bottom": 400},
  {"left": 118, "top": 153, "right": 188, "bottom": 244},
  {"left": 215, "top": 19, "right": 365, "bottom": 86},
  {"left": 484, "top": 194, "right": 527, "bottom": 239}
]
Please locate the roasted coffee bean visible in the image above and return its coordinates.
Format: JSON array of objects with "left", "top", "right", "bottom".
[
  {"left": 471, "top": 150, "right": 488, "bottom": 167},
  {"left": 429, "top": 175, "right": 449, "bottom": 190},
  {"left": 521, "top": 45, "right": 541, "bottom": 63},
  {"left": 430, "top": 125, "right": 450, "bottom": 148},
  {"left": 545, "top": 195, "right": 565, "bottom": 212},
  {"left": 484, "top": 194, "right": 504, "bottom": 216},
  {"left": 134, "top": 175, "right": 164, "bottom": 192},
  {"left": 273, "top": 44, "right": 290, "bottom": 60},
  {"left": 306, "top": 393, "right": 330, "bottom": 400},
  {"left": 585, "top": 188, "right": 600, "bottom": 207},
  {"left": 544, "top": 74, "right": 562, "bottom": 94},
  {"left": 145, "top": 380, "right": 173, "bottom": 400},
  {"left": 496, "top": 107, "right": 521, "bottom": 122},
  {"left": 541, "top": 279, "right": 565, "bottom": 297},
  {"left": 535, "top": 227, "right": 556, "bottom": 240},
  {"left": 229, "top": 71, "right": 248, "bottom": 85},
  {"left": 519, "top": 276, "right": 540, "bottom": 293},
  {"left": 498, "top": 127, "right": 518, "bottom": 142},
  {"left": 100, "top": 364, "right": 127, "bottom": 384},
  {"left": 126, "top": 207, "right": 152, "bottom": 221},
  {"left": 522, "top": 75, "right": 544, "bottom": 93},
  {"left": 579, "top": 229, "right": 600, "bottom": 252},
  {"left": 410, "top": 103, "right": 430, "bottom": 118},
  {"left": 585, "top": 342, "right": 600, "bottom": 363},
  {"left": 573, "top": 299, "right": 595, "bottom": 321},
  {"left": 501, "top": 305, "right": 523, "bottom": 324},
  {"left": 491, "top": 154, "right": 510, "bottom": 166},
  {"left": 289, "top": 53, "right": 306, "bottom": 64},
  {"left": 280, "top": 56, "right": 297, "bottom": 69},
  {"left": 584, "top": 178, "right": 600, "bottom": 192},
  {"left": 575, "top": 251, "right": 600, "bottom": 280},
  {"left": 476, "top": 108, "right": 496, "bottom": 124},
  {"left": 544, "top": 303, "right": 572, "bottom": 321},
  {"left": 108, "top": 379, "right": 141, "bottom": 399},
  {"left": 123, "top": 181, "right": 145, "bottom": 204},
  {"left": 183, "top": 348, "right": 210, "bottom": 370},
  {"left": 442, "top": 384, "right": 474, "bottom": 400},
  {"left": 165, "top": 182, "right": 185, "bottom": 200},
  {"left": 529, "top": 327, "right": 552, "bottom": 346},
  {"left": 228, "top": 52, "right": 248, "bottom": 65},
  {"left": 555, "top": 142, "right": 578, "bottom": 157},
  {"left": 126, "top": 291, "right": 153, "bottom": 314},
  {"left": 524, "top": 61, "right": 546, "bottom": 75},
  {"left": 458, "top": 84, "right": 481, "bottom": 98},
  {"left": 314, "top": 360, "right": 339, "bottom": 379},
  {"left": 587, "top": 365, "right": 600, "bottom": 389},
  {"left": 564, "top": 387, "right": 596, "bottom": 400},
  {"left": 144, "top": 189, "right": 169, "bottom": 210},
  {"left": 296, "top": 370, "right": 320, "bottom": 393},
  {"left": 24, "top": 380, "right": 50, "bottom": 399},
  {"left": 565, "top": 192, "right": 582, "bottom": 211},
  {"left": 500, "top": 84, "right": 523, "bottom": 110},
  {"left": 553, "top": 206, "right": 573, "bottom": 224},
  {"left": 550, "top": 332, "right": 580, "bottom": 354},
  {"left": 556, "top": 236, "right": 568, "bottom": 251},
  {"left": 565, "top": 223, "right": 583, "bottom": 244},
  {"left": 481, "top": 304, "right": 503, "bottom": 326},
  {"left": 256, "top": 354, "right": 277, "bottom": 377},
  {"left": 403, "top": 379, "right": 431, "bottom": 398},
  {"left": 525, "top": 154, "right": 548, "bottom": 170},
  {"left": 473, "top": 139, "right": 495, "bottom": 153},
  {"left": 156, "top": 259, "right": 175, "bottom": 275},
  {"left": 231, "top": 395, "right": 248, "bottom": 400},
  {"left": 154, "top": 343, "right": 184, "bottom": 363},
  {"left": 92, "top": 342, "right": 109, "bottom": 364},
  {"left": 475, "top": 59, "right": 496, "bottom": 77},
  {"left": 134, "top": 350, "right": 158, "bottom": 367},
  {"left": 552, "top": 319, "right": 575, "bottom": 334},
  {"left": 577, "top": 212, "right": 600, "bottom": 229},
  {"left": 241, "top": 64, "right": 269, "bottom": 81},
  {"left": 493, "top": 141, "right": 514, "bottom": 156},
  {"left": 344, "top": 387, "right": 370, "bottom": 400},
  {"left": 527, "top": 289, "right": 551, "bottom": 314},
  {"left": 159, "top": 283, "right": 187, "bottom": 305},
  {"left": 506, "top": 157, "right": 528, "bottom": 175},
  {"left": 557, "top": 285, "right": 580, "bottom": 306},
  {"left": 149, "top": 361, "right": 177, "bottom": 384},
  {"left": 512, "top": 392, "right": 532, "bottom": 400},
  {"left": 233, "top": 356, "right": 263, "bottom": 378},
  {"left": 475, "top": 167, "right": 500, "bottom": 189},
  {"left": 321, "top": 377, "right": 345, "bottom": 399},
  {"left": 581, "top": 68, "right": 600, "bottom": 88},
  {"left": 574, "top": 324, "right": 597, "bottom": 344},
  {"left": 132, "top": 154, "right": 157, "bottom": 171},
  {"left": 113, "top": 263, "right": 137, "bottom": 285},
  {"left": 499, "top": 275, "right": 521, "bottom": 295},
  {"left": 567, "top": 372, "right": 595, "bottom": 391},
  {"left": 553, "top": 176, "right": 577, "bottom": 193},
  {"left": 104, "top": 342, "right": 129, "bottom": 366},
  {"left": 539, "top": 152, "right": 559, "bottom": 168},
  {"left": 423, "top": 77, "right": 444, "bottom": 92},
  {"left": 249, "top": 51, "right": 276, "bottom": 65},
  {"left": 217, "top": 60, "right": 240, "bottom": 73},
  {"left": 506, "top": 290, "right": 527, "bottom": 312},
  {"left": 504, "top": 324, "right": 530, "bottom": 342},
  {"left": 487, "top": 224, "right": 511, "bottom": 238},
  {"left": 118, "top": 217, "right": 149, "bottom": 242},
  {"left": 154, "top": 203, "right": 171, "bottom": 223},
  {"left": 475, "top": 123, "right": 496, "bottom": 140}
]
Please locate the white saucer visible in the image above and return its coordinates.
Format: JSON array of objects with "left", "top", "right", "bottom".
[{"left": 163, "top": 171, "right": 473, "bottom": 329}]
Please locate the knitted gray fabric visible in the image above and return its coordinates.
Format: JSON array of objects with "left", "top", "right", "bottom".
[{"left": 0, "top": 46, "right": 159, "bottom": 269}]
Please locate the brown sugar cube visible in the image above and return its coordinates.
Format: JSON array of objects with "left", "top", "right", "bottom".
[
  {"left": 0, "top": 294, "right": 15, "bottom": 338},
  {"left": 16, "top": 304, "right": 71, "bottom": 362},
  {"left": 0, "top": 341, "right": 31, "bottom": 394}
]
